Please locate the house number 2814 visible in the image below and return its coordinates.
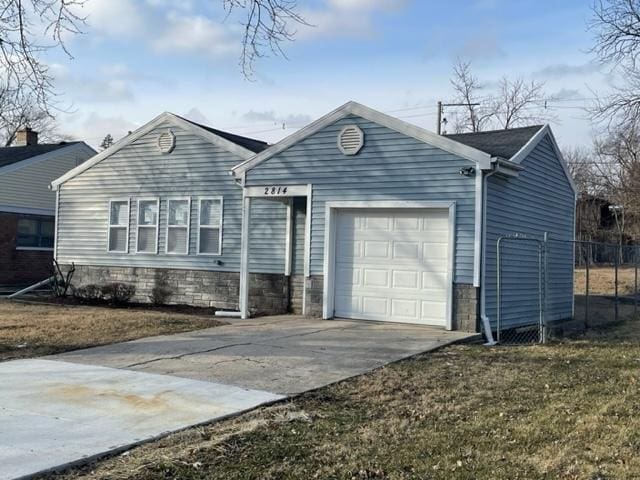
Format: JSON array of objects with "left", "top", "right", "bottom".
[{"left": 264, "top": 186, "right": 288, "bottom": 195}]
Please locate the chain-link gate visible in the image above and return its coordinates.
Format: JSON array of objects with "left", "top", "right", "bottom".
[{"left": 496, "top": 235, "right": 546, "bottom": 344}]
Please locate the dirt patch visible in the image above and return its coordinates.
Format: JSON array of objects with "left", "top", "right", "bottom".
[
  {"left": 0, "top": 299, "right": 225, "bottom": 361},
  {"left": 42, "top": 319, "right": 640, "bottom": 480}
]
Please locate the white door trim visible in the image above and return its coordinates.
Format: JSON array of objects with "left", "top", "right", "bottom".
[{"left": 322, "top": 200, "right": 456, "bottom": 330}]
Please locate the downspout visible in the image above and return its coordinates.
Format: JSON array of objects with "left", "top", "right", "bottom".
[{"left": 480, "top": 163, "right": 499, "bottom": 345}]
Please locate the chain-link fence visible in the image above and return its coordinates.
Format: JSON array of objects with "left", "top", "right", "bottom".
[
  {"left": 574, "top": 241, "right": 640, "bottom": 331},
  {"left": 494, "top": 235, "right": 640, "bottom": 345}
]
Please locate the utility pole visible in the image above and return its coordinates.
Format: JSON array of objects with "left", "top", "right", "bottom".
[{"left": 436, "top": 101, "right": 481, "bottom": 135}]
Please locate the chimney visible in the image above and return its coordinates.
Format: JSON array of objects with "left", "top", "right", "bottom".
[{"left": 14, "top": 127, "right": 38, "bottom": 146}]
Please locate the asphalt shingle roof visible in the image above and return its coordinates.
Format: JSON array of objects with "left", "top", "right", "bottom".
[
  {"left": 178, "top": 116, "right": 269, "bottom": 153},
  {"left": 0, "top": 142, "right": 81, "bottom": 169},
  {"left": 445, "top": 125, "right": 543, "bottom": 160}
]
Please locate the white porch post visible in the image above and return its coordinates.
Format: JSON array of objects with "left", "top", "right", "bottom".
[{"left": 239, "top": 195, "right": 251, "bottom": 319}]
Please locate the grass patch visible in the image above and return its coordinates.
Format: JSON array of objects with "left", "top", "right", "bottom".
[
  {"left": 0, "top": 299, "right": 225, "bottom": 361},
  {"left": 575, "top": 266, "right": 638, "bottom": 296},
  {"left": 44, "top": 320, "right": 640, "bottom": 480}
]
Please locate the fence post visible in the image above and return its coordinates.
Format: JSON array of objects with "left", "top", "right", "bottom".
[
  {"left": 635, "top": 246, "right": 638, "bottom": 317},
  {"left": 585, "top": 242, "right": 590, "bottom": 329},
  {"left": 615, "top": 246, "right": 619, "bottom": 323},
  {"left": 541, "top": 233, "right": 548, "bottom": 343},
  {"left": 497, "top": 237, "right": 502, "bottom": 344}
]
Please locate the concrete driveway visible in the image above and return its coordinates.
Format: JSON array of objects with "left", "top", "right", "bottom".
[
  {"left": 0, "top": 315, "right": 476, "bottom": 479},
  {"left": 52, "top": 315, "right": 476, "bottom": 394}
]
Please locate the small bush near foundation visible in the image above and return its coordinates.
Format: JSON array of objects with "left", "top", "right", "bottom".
[
  {"left": 72, "top": 282, "right": 135, "bottom": 306},
  {"left": 101, "top": 283, "right": 136, "bottom": 305},
  {"left": 150, "top": 285, "right": 172, "bottom": 306},
  {"left": 72, "top": 284, "right": 103, "bottom": 302}
]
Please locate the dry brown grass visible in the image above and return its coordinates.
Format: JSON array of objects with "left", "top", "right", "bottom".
[
  {"left": 44, "top": 320, "right": 640, "bottom": 480},
  {"left": 575, "top": 266, "right": 639, "bottom": 296},
  {"left": 0, "top": 299, "right": 224, "bottom": 361}
]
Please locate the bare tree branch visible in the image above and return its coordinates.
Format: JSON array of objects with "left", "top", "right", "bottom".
[{"left": 223, "top": 0, "right": 309, "bottom": 79}]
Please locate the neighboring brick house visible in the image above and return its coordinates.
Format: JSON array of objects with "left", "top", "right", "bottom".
[{"left": 0, "top": 128, "right": 96, "bottom": 286}]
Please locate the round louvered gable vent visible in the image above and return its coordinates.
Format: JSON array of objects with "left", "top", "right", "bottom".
[
  {"left": 158, "top": 130, "right": 176, "bottom": 154},
  {"left": 337, "top": 125, "right": 364, "bottom": 155}
]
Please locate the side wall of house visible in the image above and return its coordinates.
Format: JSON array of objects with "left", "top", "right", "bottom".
[
  {"left": 0, "top": 144, "right": 95, "bottom": 213},
  {"left": 56, "top": 121, "right": 286, "bottom": 312},
  {"left": 484, "top": 134, "right": 575, "bottom": 329}
]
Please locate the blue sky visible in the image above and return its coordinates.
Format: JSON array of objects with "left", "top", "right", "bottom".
[{"left": 47, "top": 0, "right": 606, "bottom": 149}]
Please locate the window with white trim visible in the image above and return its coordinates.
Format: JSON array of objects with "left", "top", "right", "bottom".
[
  {"left": 108, "top": 200, "right": 129, "bottom": 253},
  {"left": 166, "top": 198, "right": 190, "bottom": 254},
  {"left": 136, "top": 198, "right": 159, "bottom": 253},
  {"left": 198, "top": 198, "right": 223, "bottom": 255}
]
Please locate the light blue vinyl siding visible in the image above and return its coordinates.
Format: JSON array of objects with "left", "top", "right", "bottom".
[
  {"left": 56, "top": 121, "right": 281, "bottom": 273},
  {"left": 244, "top": 115, "right": 477, "bottom": 283},
  {"left": 484, "top": 135, "right": 575, "bottom": 328}
]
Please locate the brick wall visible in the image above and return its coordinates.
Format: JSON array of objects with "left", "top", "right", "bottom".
[
  {"left": 0, "top": 212, "right": 53, "bottom": 285},
  {"left": 65, "top": 264, "right": 289, "bottom": 315},
  {"left": 288, "top": 274, "right": 304, "bottom": 314},
  {"left": 304, "top": 275, "right": 324, "bottom": 317},
  {"left": 452, "top": 283, "right": 479, "bottom": 332}
]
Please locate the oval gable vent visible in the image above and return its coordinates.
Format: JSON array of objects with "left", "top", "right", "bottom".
[
  {"left": 158, "top": 130, "right": 176, "bottom": 154},
  {"left": 338, "top": 125, "right": 364, "bottom": 155}
]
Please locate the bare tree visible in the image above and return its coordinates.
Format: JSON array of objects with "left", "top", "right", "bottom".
[
  {"left": 590, "top": 0, "right": 640, "bottom": 127},
  {"left": 449, "top": 59, "right": 494, "bottom": 132},
  {"left": 491, "top": 77, "right": 553, "bottom": 129},
  {"left": 223, "top": 0, "right": 309, "bottom": 78},
  {"left": 0, "top": 103, "right": 70, "bottom": 146},
  {"left": 592, "top": 125, "right": 640, "bottom": 241},
  {"left": 448, "top": 60, "right": 554, "bottom": 132},
  {"left": 0, "top": 1, "right": 87, "bottom": 115}
]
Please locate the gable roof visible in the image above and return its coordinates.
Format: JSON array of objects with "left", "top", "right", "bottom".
[
  {"left": 176, "top": 115, "right": 269, "bottom": 153},
  {"left": 445, "top": 125, "right": 544, "bottom": 160},
  {"left": 0, "top": 142, "right": 83, "bottom": 169},
  {"left": 231, "top": 101, "right": 494, "bottom": 176},
  {"left": 52, "top": 112, "right": 268, "bottom": 188}
]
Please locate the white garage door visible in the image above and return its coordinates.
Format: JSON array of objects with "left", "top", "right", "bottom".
[{"left": 334, "top": 209, "right": 450, "bottom": 326}]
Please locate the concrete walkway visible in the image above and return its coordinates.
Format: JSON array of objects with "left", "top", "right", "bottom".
[
  {"left": 52, "top": 316, "right": 476, "bottom": 394},
  {"left": 1, "top": 315, "right": 476, "bottom": 479}
]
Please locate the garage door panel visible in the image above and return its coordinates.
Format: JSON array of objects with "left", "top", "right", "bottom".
[
  {"left": 334, "top": 209, "right": 450, "bottom": 326},
  {"left": 392, "top": 270, "right": 419, "bottom": 289},
  {"left": 393, "top": 241, "right": 420, "bottom": 259},
  {"left": 362, "top": 268, "right": 389, "bottom": 287},
  {"left": 363, "top": 241, "right": 389, "bottom": 259},
  {"left": 362, "top": 296, "right": 388, "bottom": 316},
  {"left": 393, "top": 216, "right": 420, "bottom": 231},
  {"left": 422, "top": 271, "right": 448, "bottom": 289}
]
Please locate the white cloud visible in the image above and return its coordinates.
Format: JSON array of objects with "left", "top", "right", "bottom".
[
  {"left": 80, "top": 0, "right": 145, "bottom": 37},
  {"left": 298, "top": 0, "right": 408, "bottom": 39},
  {"left": 153, "top": 13, "right": 237, "bottom": 58}
]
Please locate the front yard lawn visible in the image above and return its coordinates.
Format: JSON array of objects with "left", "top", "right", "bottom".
[
  {"left": 0, "top": 299, "right": 224, "bottom": 361},
  {"left": 44, "top": 320, "right": 640, "bottom": 480}
]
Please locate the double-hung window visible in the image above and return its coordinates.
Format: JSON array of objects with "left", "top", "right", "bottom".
[
  {"left": 197, "top": 197, "right": 223, "bottom": 255},
  {"left": 136, "top": 198, "right": 159, "bottom": 253},
  {"left": 166, "top": 198, "right": 191, "bottom": 254},
  {"left": 108, "top": 200, "right": 130, "bottom": 253}
]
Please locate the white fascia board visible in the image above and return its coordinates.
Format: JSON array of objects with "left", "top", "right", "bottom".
[
  {"left": 51, "top": 113, "right": 257, "bottom": 188},
  {"left": 0, "top": 142, "right": 96, "bottom": 177},
  {"left": 508, "top": 124, "right": 577, "bottom": 194},
  {"left": 232, "top": 101, "right": 494, "bottom": 176}
]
